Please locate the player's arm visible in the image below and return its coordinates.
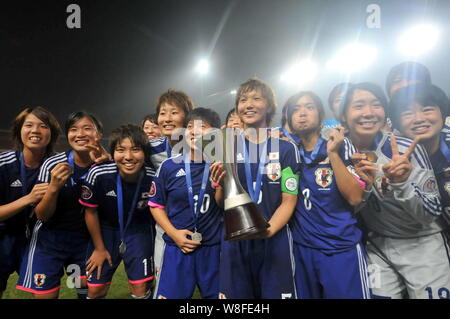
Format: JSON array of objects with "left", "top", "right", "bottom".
[
  {"left": 266, "top": 192, "right": 297, "bottom": 237},
  {"left": 149, "top": 206, "right": 201, "bottom": 253},
  {"left": 210, "top": 162, "right": 226, "bottom": 208},
  {"left": 84, "top": 206, "right": 112, "bottom": 280},
  {"left": 327, "top": 127, "right": 364, "bottom": 206},
  {"left": 0, "top": 183, "right": 49, "bottom": 221},
  {"left": 35, "top": 162, "right": 72, "bottom": 222}
]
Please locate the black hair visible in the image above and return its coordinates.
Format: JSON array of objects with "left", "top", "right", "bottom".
[
  {"left": 340, "top": 82, "right": 388, "bottom": 121},
  {"left": 385, "top": 61, "right": 432, "bottom": 97},
  {"left": 64, "top": 111, "right": 103, "bottom": 137},
  {"left": 186, "top": 107, "right": 221, "bottom": 129},
  {"left": 109, "top": 124, "right": 149, "bottom": 158},
  {"left": 328, "top": 82, "right": 352, "bottom": 112},
  {"left": 225, "top": 108, "right": 237, "bottom": 125},
  {"left": 388, "top": 83, "right": 449, "bottom": 130},
  {"left": 282, "top": 91, "right": 325, "bottom": 131},
  {"left": 141, "top": 113, "right": 158, "bottom": 128}
]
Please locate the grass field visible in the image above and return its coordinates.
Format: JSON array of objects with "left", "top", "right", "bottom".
[{"left": 3, "top": 262, "right": 202, "bottom": 299}]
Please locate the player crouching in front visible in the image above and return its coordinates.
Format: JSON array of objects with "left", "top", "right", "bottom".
[{"left": 79, "top": 124, "right": 155, "bottom": 299}]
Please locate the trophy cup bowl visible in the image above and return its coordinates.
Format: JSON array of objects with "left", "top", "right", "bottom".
[{"left": 201, "top": 128, "right": 269, "bottom": 241}]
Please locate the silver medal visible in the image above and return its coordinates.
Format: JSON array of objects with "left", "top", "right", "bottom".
[
  {"left": 191, "top": 232, "right": 202, "bottom": 242},
  {"left": 119, "top": 241, "right": 127, "bottom": 255}
]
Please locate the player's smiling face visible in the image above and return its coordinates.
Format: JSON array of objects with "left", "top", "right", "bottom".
[
  {"left": 114, "top": 137, "right": 145, "bottom": 179},
  {"left": 143, "top": 120, "right": 161, "bottom": 140},
  {"left": 186, "top": 119, "right": 213, "bottom": 151},
  {"left": 67, "top": 117, "right": 100, "bottom": 153},
  {"left": 290, "top": 95, "right": 321, "bottom": 135},
  {"left": 21, "top": 113, "right": 51, "bottom": 153},
  {"left": 399, "top": 102, "right": 443, "bottom": 142},
  {"left": 237, "top": 89, "right": 269, "bottom": 128},
  {"left": 157, "top": 103, "right": 186, "bottom": 137},
  {"left": 343, "top": 89, "right": 385, "bottom": 141}
]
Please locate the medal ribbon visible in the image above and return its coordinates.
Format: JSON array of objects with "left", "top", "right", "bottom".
[
  {"left": 241, "top": 134, "right": 268, "bottom": 203},
  {"left": 299, "top": 138, "right": 324, "bottom": 165},
  {"left": 184, "top": 153, "right": 211, "bottom": 232},
  {"left": 116, "top": 170, "right": 144, "bottom": 245}
]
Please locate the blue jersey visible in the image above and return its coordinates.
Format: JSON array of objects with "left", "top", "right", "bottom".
[
  {"left": 0, "top": 151, "right": 41, "bottom": 235},
  {"left": 79, "top": 162, "right": 155, "bottom": 228},
  {"left": 148, "top": 154, "right": 223, "bottom": 246},
  {"left": 235, "top": 136, "right": 300, "bottom": 220},
  {"left": 37, "top": 151, "right": 90, "bottom": 233},
  {"left": 290, "top": 138, "right": 362, "bottom": 252},
  {"left": 429, "top": 132, "right": 450, "bottom": 223}
]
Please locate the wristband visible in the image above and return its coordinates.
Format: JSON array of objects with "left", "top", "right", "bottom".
[{"left": 212, "top": 181, "right": 220, "bottom": 188}]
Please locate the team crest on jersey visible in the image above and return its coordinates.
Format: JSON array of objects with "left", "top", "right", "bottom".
[
  {"left": 218, "top": 293, "right": 227, "bottom": 299},
  {"left": 375, "top": 176, "right": 392, "bottom": 196},
  {"left": 266, "top": 163, "right": 281, "bottom": 181},
  {"left": 81, "top": 185, "right": 93, "bottom": 200},
  {"left": 157, "top": 295, "right": 167, "bottom": 299},
  {"left": 318, "top": 157, "right": 330, "bottom": 165},
  {"left": 315, "top": 168, "right": 333, "bottom": 188},
  {"left": 149, "top": 182, "right": 156, "bottom": 197},
  {"left": 34, "top": 274, "right": 46, "bottom": 287},
  {"left": 422, "top": 177, "right": 437, "bottom": 193}
]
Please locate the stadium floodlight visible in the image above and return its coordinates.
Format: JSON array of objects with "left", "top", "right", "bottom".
[
  {"left": 397, "top": 24, "right": 440, "bottom": 58},
  {"left": 280, "top": 60, "right": 318, "bottom": 86},
  {"left": 195, "top": 58, "right": 210, "bottom": 75},
  {"left": 327, "top": 43, "right": 378, "bottom": 73}
]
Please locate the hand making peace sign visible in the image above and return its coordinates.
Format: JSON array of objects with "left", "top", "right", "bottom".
[{"left": 382, "top": 134, "right": 419, "bottom": 184}]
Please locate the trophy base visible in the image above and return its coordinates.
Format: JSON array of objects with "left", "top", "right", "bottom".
[{"left": 224, "top": 202, "right": 270, "bottom": 241}]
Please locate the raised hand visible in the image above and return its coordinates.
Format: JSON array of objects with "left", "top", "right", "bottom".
[
  {"left": 327, "top": 126, "right": 345, "bottom": 154},
  {"left": 351, "top": 153, "right": 378, "bottom": 187},
  {"left": 85, "top": 137, "right": 111, "bottom": 164},
  {"left": 210, "top": 161, "right": 226, "bottom": 187},
  {"left": 49, "top": 163, "right": 73, "bottom": 190},
  {"left": 382, "top": 134, "right": 418, "bottom": 184}
]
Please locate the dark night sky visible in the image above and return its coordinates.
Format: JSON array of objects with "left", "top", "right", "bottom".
[{"left": 1, "top": 0, "right": 449, "bottom": 136}]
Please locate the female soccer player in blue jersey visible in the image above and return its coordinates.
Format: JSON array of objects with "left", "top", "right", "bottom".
[
  {"left": 80, "top": 124, "right": 155, "bottom": 299},
  {"left": 149, "top": 108, "right": 223, "bottom": 299},
  {"left": 216, "top": 78, "right": 300, "bottom": 299},
  {"left": 342, "top": 82, "right": 450, "bottom": 299},
  {"left": 150, "top": 89, "right": 195, "bottom": 274},
  {"left": 282, "top": 91, "right": 371, "bottom": 299},
  {"left": 0, "top": 107, "right": 60, "bottom": 299},
  {"left": 16, "top": 111, "right": 105, "bottom": 299},
  {"left": 388, "top": 84, "right": 450, "bottom": 235}
]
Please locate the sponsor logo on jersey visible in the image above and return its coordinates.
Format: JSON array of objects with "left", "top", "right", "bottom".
[
  {"left": 106, "top": 190, "right": 117, "bottom": 197},
  {"left": 422, "top": 177, "right": 438, "bottom": 193},
  {"left": 375, "top": 176, "right": 391, "bottom": 196},
  {"left": 176, "top": 168, "right": 186, "bottom": 177},
  {"left": 81, "top": 185, "right": 93, "bottom": 200},
  {"left": 315, "top": 168, "right": 333, "bottom": 188},
  {"left": 445, "top": 182, "right": 450, "bottom": 196},
  {"left": 10, "top": 179, "right": 22, "bottom": 187},
  {"left": 34, "top": 274, "right": 46, "bottom": 287},
  {"left": 269, "top": 152, "right": 279, "bottom": 160},
  {"left": 149, "top": 181, "right": 156, "bottom": 197},
  {"left": 285, "top": 177, "right": 298, "bottom": 191},
  {"left": 266, "top": 162, "right": 281, "bottom": 181},
  {"left": 236, "top": 153, "right": 244, "bottom": 162}
]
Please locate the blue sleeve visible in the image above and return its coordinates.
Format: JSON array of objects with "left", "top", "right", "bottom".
[{"left": 148, "top": 161, "right": 168, "bottom": 208}]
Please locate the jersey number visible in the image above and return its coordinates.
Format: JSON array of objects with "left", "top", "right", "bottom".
[
  {"left": 193, "top": 194, "right": 211, "bottom": 214},
  {"left": 302, "top": 188, "right": 312, "bottom": 211}
]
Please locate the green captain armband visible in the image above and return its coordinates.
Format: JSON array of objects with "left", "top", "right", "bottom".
[{"left": 281, "top": 167, "right": 299, "bottom": 195}]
